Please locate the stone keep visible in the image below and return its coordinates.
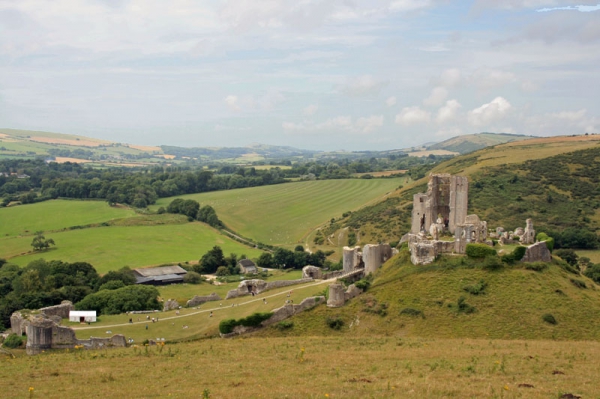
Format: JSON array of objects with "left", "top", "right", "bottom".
[
  {"left": 412, "top": 174, "right": 468, "bottom": 234},
  {"left": 520, "top": 218, "right": 536, "bottom": 245}
]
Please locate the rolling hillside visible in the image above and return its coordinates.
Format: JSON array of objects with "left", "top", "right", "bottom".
[
  {"left": 334, "top": 135, "right": 600, "bottom": 246},
  {"left": 427, "top": 132, "right": 532, "bottom": 154}
]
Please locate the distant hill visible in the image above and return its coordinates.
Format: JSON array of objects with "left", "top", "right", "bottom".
[{"left": 427, "top": 132, "right": 532, "bottom": 154}]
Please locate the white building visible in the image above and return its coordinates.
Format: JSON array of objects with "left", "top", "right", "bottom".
[{"left": 69, "top": 310, "right": 97, "bottom": 323}]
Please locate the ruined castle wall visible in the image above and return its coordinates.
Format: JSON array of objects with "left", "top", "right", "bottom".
[
  {"left": 521, "top": 241, "right": 551, "bottom": 263},
  {"left": 362, "top": 243, "right": 392, "bottom": 274},
  {"left": 186, "top": 293, "right": 221, "bottom": 308},
  {"left": 25, "top": 318, "right": 54, "bottom": 355},
  {"left": 342, "top": 246, "right": 362, "bottom": 273},
  {"left": 327, "top": 284, "right": 346, "bottom": 307},
  {"left": 449, "top": 176, "right": 468, "bottom": 233},
  {"left": 263, "top": 296, "right": 325, "bottom": 326},
  {"left": 225, "top": 278, "right": 312, "bottom": 299},
  {"left": 40, "top": 301, "right": 73, "bottom": 319}
]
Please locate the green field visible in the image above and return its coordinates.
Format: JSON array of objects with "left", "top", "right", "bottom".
[
  {"left": 3, "top": 223, "right": 264, "bottom": 273},
  {"left": 0, "top": 200, "right": 136, "bottom": 237},
  {"left": 151, "top": 179, "right": 402, "bottom": 246}
]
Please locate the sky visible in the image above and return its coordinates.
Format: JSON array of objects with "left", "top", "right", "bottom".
[{"left": 0, "top": 0, "right": 599, "bottom": 151}]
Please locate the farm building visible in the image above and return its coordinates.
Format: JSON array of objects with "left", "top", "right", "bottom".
[
  {"left": 133, "top": 265, "right": 187, "bottom": 285},
  {"left": 69, "top": 311, "right": 97, "bottom": 323},
  {"left": 238, "top": 259, "right": 258, "bottom": 274}
]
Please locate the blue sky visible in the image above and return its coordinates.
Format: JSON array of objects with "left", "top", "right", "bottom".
[{"left": 0, "top": 0, "right": 598, "bottom": 150}]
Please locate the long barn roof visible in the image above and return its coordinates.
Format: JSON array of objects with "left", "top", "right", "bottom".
[{"left": 133, "top": 265, "right": 187, "bottom": 277}]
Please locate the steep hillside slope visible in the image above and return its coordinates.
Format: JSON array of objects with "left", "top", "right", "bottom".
[
  {"left": 334, "top": 135, "right": 600, "bottom": 245},
  {"left": 263, "top": 251, "right": 600, "bottom": 340}
]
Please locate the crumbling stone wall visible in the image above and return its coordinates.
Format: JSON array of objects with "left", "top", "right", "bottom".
[
  {"left": 327, "top": 283, "right": 363, "bottom": 307},
  {"left": 342, "top": 246, "right": 362, "bottom": 273},
  {"left": 521, "top": 241, "right": 551, "bottom": 262},
  {"left": 363, "top": 244, "right": 393, "bottom": 274},
  {"left": 40, "top": 301, "right": 73, "bottom": 319},
  {"left": 163, "top": 299, "right": 179, "bottom": 311},
  {"left": 221, "top": 296, "right": 325, "bottom": 338},
  {"left": 186, "top": 293, "right": 221, "bottom": 307},
  {"left": 302, "top": 265, "right": 323, "bottom": 279},
  {"left": 10, "top": 312, "right": 31, "bottom": 336},
  {"left": 25, "top": 315, "right": 126, "bottom": 355},
  {"left": 225, "top": 278, "right": 313, "bottom": 299}
]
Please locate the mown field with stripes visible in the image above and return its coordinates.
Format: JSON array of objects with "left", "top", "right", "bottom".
[{"left": 151, "top": 178, "right": 402, "bottom": 247}]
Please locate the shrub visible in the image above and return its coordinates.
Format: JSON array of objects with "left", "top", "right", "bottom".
[
  {"left": 240, "top": 312, "right": 273, "bottom": 327},
  {"left": 276, "top": 320, "right": 294, "bottom": 330},
  {"left": 399, "top": 308, "right": 425, "bottom": 318},
  {"left": 218, "top": 312, "right": 274, "bottom": 334},
  {"left": 525, "top": 262, "right": 547, "bottom": 272},
  {"left": 183, "top": 271, "right": 204, "bottom": 284},
  {"left": 457, "top": 296, "right": 476, "bottom": 314},
  {"left": 536, "top": 232, "right": 554, "bottom": 252},
  {"left": 463, "top": 280, "right": 487, "bottom": 295},
  {"left": 354, "top": 278, "right": 371, "bottom": 292},
  {"left": 3, "top": 333, "right": 24, "bottom": 349},
  {"left": 482, "top": 256, "right": 504, "bottom": 271},
  {"left": 219, "top": 319, "right": 238, "bottom": 334},
  {"left": 512, "top": 246, "right": 527, "bottom": 260},
  {"left": 98, "top": 280, "right": 125, "bottom": 291},
  {"left": 466, "top": 244, "right": 496, "bottom": 258},
  {"left": 542, "top": 313, "right": 557, "bottom": 325},
  {"left": 326, "top": 316, "right": 345, "bottom": 330},
  {"left": 555, "top": 249, "right": 579, "bottom": 267},
  {"left": 570, "top": 278, "right": 587, "bottom": 289}
]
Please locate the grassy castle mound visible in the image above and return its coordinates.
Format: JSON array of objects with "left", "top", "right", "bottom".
[{"left": 262, "top": 250, "right": 600, "bottom": 340}]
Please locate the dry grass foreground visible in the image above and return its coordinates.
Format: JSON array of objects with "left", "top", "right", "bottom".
[{"left": 1, "top": 337, "right": 597, "bottom": 398}]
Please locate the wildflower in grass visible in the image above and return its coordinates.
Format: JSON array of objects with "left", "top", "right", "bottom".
[
  {"left": 297, "top": 347, "right": 306, "bottom": 363},
  {"left": 504, "top": 385, "right": 509, "bottom": 390},
  {"left": 29, "top": 387, "right": 34, "bottom": 398}
]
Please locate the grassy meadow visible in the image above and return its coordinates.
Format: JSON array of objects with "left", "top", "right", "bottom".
[
  {"left": 67, "top": 276, "right": 326, "bottom": 343},
  {"left": 0, "top": 200, "right": 136, "bottom": 237},
  {"left": 151, "top": 179, "right": 402, "bottom": 247},
  {"left": 3, "top": 223, "right": 264, "bottom": 273},
  {"left": 1, "top": 337, "right": 597, "bottom": 398}
]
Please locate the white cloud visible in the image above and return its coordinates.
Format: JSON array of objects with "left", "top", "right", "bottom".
[
  {"left": 423, "top": 87, "right": 448, "bottom": 107},
  {"left": 549, "top": 109, "right": 587, "bottom": 121},
  {"left": 224, "top": 91, "right": 285, "bottom": 112},
  {"left": 340, "top": 75, "right": 387, "bottom": 96},
  {"left": 224, "top": 95, "right": 240, "bottom": 112},
  {"left": 438, "top": 68, "right": 462, "bottom": 88},
  {"left": 389, "top": 0, "right": 433, "bottom": 12},
  {"left": 386, "top": 96, "right": 397, "bottom": 107},
  {"left": 469, "top": 68, "right": 516, "bottom": 90},
  {"left": 520, "top": 80, "right": 539, "bottom": 92},
  {"left": 436, "top": 99, "right": 462, "bottom": 124},
  {"left": 468, "top": 97, "right": 513, "bottom": 127},
  {"left": 395, "top": 106, "right": 431, "bottom": 125},
  {"left": 356, "top": 115, "right": 384, "bottom": 133},
  {"left": 303, "top": 104, "right": 318, "bottom": 116},
  {"left": 283, "top": 114, "right": 384, "bottom": 135},
  {"left": 472, "top": 0, "right": 599, "bottom": 11}
]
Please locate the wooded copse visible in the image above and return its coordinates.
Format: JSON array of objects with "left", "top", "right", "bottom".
[{"left": 0, "top": 155, "right": 443, "bottom": 208}]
